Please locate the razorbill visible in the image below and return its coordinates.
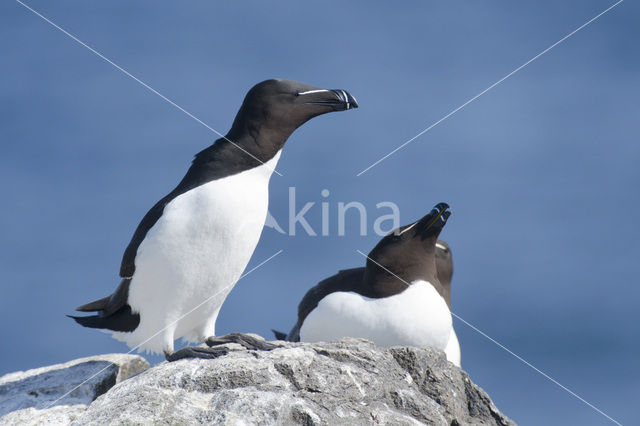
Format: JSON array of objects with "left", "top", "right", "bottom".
[
  {"left": 70, "top": 79, "right": 358, "bottom": 360},
  {"left": 273, "top": 202, "right": 461, "bottom": 366}
]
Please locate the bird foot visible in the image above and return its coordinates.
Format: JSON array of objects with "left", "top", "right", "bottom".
[
  {"left": 165, "top": 346, "right": 229, "bottom": 362},
  {"left": 206, "top": 332, "right": 280, "bottom": 351}
]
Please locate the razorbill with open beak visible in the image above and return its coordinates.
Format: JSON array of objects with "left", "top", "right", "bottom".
[
  {"left": 273, "top": 203, "right": 461, "bottom": 366},
  {"left": 70, "top": 79, "right": 358, "bottom": 360}
]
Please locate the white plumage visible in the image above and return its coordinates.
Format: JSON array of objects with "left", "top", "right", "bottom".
[
  {"left": 300, "top": 280, "right": 459, "bottom": 366},
  {"left": 444, "top": 328, "right": 461, "bottom": 367},
  {"left": 111, "top": 151, "right": 281, "bottom": 354}
]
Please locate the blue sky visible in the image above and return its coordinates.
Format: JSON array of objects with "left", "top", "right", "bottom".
[{"left": 1, "top": 1, "right": 638, "bottom": 424}]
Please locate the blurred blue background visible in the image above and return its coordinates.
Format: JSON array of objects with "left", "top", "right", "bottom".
[{"left": 1, "top": 1, "right": 638, "bottom": 424}]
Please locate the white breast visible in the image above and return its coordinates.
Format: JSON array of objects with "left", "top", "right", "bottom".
[
  {"left": 112, "top": 151, "right": 281, "bottom": 354},
  {"left": 300, "top": 280, "right": 453, "bottom": 355}
]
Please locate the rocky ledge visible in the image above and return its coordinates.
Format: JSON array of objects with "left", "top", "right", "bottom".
[{"left": 0, "top": 337, "right": 514, "bottom": 425}]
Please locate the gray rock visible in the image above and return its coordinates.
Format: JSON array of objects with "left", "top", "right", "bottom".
[
  {"left": 63, "top": 337, "right": 513, "bottom": 425},
  {"left": 0, "top": 354, "right": 148, "bottom": 425}
]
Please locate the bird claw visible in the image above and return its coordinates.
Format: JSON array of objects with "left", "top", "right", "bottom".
[
  {"left": 206, "top": 332, "right": 280, "bottom": 351},
  {"left": 165, "top": 346, "right": 229, "bottom": 362}
]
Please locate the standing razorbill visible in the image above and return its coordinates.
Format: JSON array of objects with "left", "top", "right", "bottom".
[
  {"left": 70, "top": 79, "right": 358, "bottom": 359},
  {"left": 273, "top": 202, "right": 461, "bottom": 366}
]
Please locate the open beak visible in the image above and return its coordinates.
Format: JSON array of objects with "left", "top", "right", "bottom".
[
  {"left": 297, "top": 89, "right": 358, "bottom": 111},
  {"left": 416, "top": 202, "right": 451, "bottom": 237}
]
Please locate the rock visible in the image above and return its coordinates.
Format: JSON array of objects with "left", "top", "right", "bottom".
[
  {"left": 0, "top": 338, "right": 514, "bottom": 425},
  {"left": 0, "top": 354, "right": 148, "bottom": 425}
]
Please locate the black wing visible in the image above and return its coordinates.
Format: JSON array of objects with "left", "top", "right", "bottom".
[
  {"left": 71, "top": 138, "right": 246, "bottom": 330},
  {"left": 119, "top": 195, "right": 174, "bottom": 278},
  {"left": 286, "top": 267, "right": 366, "bottom": 341},
  {"left": 118, "top": 140, "right": 247, "bottom": 278},
  {"left": 118, "top": 152, "right": 210, "bottom": 278}
]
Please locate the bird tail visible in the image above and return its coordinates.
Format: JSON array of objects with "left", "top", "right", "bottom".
[
  {"left": 271, "top": 329, "right": 288, "bottom": 341},
  {"left": 75, "top": 296, "right": 110, "bottom": 312},
  {"left": 68, "top": 305, "right": 140, "bottom": 332},
  {"left": 68, "top": 313, "right": 107, "bottom": 329}
]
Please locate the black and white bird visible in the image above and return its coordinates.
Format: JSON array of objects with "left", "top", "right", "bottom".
[
  {"left": 70, "top": 79, "right": 358, "bottom": 359},
  {"left": 273, "top": 203, "right": 461, "bottom": 366}
]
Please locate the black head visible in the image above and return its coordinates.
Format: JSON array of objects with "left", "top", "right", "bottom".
[
  {"left": 363, "top": 203, "right": 451, "bottom": 297},
  {"left": 227, "top": 79, "right": 357, "bottom": 156}
]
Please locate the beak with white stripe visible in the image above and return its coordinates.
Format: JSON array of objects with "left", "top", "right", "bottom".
[
  {"left": 296, "top": 88, "right": 358, "bottom": 111},
  {"left": 363, "top": 202, "right": 452, "bottom": 296}
]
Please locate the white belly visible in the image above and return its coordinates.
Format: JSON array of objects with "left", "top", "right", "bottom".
[
  {"left": 113, "top": 151, "right": 281, "bottom": 354},
  {"left": 300, "top": 280, "right": 453, "bottom": 354}
]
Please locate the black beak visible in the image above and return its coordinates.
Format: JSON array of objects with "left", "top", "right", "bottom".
[
  {"left": 330, "top": 89, "right": 358, "bottom": 110},
  {"left": 416, "top": 202, "right": 451, "bottom": 237},
  {"left": 302, "top": 89, "right": 358, "bottom": 111}
]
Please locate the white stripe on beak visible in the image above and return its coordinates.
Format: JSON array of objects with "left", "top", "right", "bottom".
[
  {"left": 341, "top": 90, "right": 350, "bottom": 109},
  {"left": 398, "top": 222, "right": 418, "bottom": 235},
  {"left": 297, "top": 89, "right": 330, "bottom": 96}
]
